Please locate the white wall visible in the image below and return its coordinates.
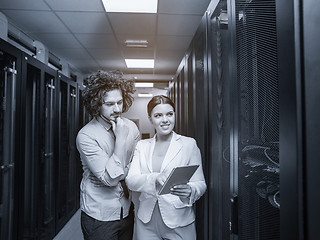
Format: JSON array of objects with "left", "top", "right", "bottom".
[
  {"left": 123, "top": 89, "right": 167, "bottom": 139},
  {"left": 123, "top": 97, "right": 155, "bottom": 139}
]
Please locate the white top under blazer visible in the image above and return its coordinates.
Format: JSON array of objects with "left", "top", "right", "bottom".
[{"left": 126, "top": 132, "right": 207, "bottom": 229}]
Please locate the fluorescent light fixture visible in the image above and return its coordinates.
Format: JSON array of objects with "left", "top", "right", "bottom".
[
  {"left": 126, "top": 44, "right": 148, "bottom": 48},
  {"left": 125, "top": 40, "right": 148, "bottom": 48},
  {"left": 125, "top": 40, "right": 148, "bottom": 44},
  {"left": 125, "top": 59, "right": 154, "bottom": 68},
  {"left": 138, "top": 93, "right": 153, "bottom": 98},
  {"left": 135, "top": 82, "right": 154, "bottom": 87},
  {"left": 102, "top": 0, "right": 158, "bottom": 13}
]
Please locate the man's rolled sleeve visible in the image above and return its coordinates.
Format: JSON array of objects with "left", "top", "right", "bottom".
[
  {"left": 105, "top": 154, "right": 124, "bottom": 178},
  {"left": 76, "top": 132, "right": 124, "bottom": 186}
]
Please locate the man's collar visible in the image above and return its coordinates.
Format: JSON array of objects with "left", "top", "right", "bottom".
[{"left": 96, "top": 115, "right": 112, "bottom": 131}]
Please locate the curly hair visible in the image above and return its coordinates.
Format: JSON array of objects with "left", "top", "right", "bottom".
[{"left": 82, "top": 70, "right": 135, "bottom": 117}]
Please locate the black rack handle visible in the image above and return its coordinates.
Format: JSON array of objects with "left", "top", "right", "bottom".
[{"left": 230, "top": 195, "right": 239, "bottom": 235}]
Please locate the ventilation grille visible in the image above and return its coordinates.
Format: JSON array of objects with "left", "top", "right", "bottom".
[{"left": 235, "top": 0, "right": 280, "bottom": 239}]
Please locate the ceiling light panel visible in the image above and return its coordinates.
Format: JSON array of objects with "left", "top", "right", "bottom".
[
  {"left": 135, "top": 83, "right": 154, "bottom": 87},
  {"left": 126, "top": 44, "right": 148, "bottom": 48},
  {"left": 125, "top": 59, "right": 154, "bottom": 68},
  {"left": 138, "top": 93, "right": 153, "bottom": 98},
  {"left": 125, "top": 40, "right": 148, "bottom": 44},
  {"left": 125, "top": 39, "right": 148, "bottom": 48},
  {"left": 102, "top": 0, "right": 158, "bottom": 13}
]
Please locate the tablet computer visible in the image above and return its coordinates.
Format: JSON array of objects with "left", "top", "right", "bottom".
[{"left": 158, "top": 165, "right": 199, "bottom": 195}]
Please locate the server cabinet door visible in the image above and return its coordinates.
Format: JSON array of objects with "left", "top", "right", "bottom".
[
  {"left": 0, "top": 58, "right": 17, "bottom": 240},
  {"left": 175, "top": 73, "right": 181, "bottom": 133},
  {"left": 187, "top": 52, "right": 194, "bottom": 137},
  {"left": 193, "top": 18, "right": 207, "bottom": 160},
  {"left": 67, "top": 86, "right": 77, "bottom": 210},
  {"left": 57, "top": 80, "right": 68, "bottom": 228},
  {"left": 23, "top": 63, "right": 42, "bottom": 239},
  {"left": 179, "top": 69, "right": 187, "bottom": 135},
  {"left": 42, "top": 73, "right": 56, "bottom": 233},
  {"left": 233, "top": 0, "right": 280, "bottom": 239},
  {"left": 192, "top": 15, "right": 209, "bottom": 240},
  {"left": 22, "top": 59, "right": 56, "bottom": 239},
  {"left": 57, "top": 79, "right": 79, "bottom": 231},
  {"left": 208, "top": 1, "right": 232, "bottom": 239},
  {"left": 78, "top": 88, "right": 90, "bottom": 129}
]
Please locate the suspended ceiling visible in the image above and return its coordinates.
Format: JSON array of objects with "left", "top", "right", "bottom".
[{"left": 0, "top": 0, "right": 211, "bottom": 82}]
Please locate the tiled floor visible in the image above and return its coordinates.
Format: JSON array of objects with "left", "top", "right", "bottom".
[{"left": 53, "top": 209, "right": 84, "bottom": 240}]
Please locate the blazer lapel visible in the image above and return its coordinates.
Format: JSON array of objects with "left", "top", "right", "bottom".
[
  {"left": 160, "top": 132, "right": 182, "bottom": 172},
  {"left": 146, "top": 136, "right": 156, "bottom": 173}
]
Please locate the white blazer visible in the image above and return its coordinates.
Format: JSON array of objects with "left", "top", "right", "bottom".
[{"left": 126, "top": 132, "right": 206, "bottom": 229}]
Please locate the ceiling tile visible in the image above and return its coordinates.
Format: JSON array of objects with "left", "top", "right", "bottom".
[
  {"left": 0, "top": 1, "right": 207, "bottom": 78},
  {"left": 121, "top": 68, "right": 155, "bottom": 75},
  {"left": 97, "top": 59, "right": 127, "bottom": 71},
  {"left": 56, "top": 12, "right": 112, "bottom": 33},
  {"left": 36, "top": 33, "right": 82, "bottom": 49},
  {"left": 157, "top": 49, "right": 185, "bottom": 62},
  {"left": 116, "top": 34, "right": 155, "bottom": 49},
  {"left": 158, "top": 0, "right": 210, "bottom": 15},
  {"left": 154, "top": 68, "right": 177, "bottom": 75},
  {"left": 122, "top": 48, "right": 154, "bottom": 59},
  {"left": 157, "top": 14, "right": 203, "bottom": 36},
  {"left": 70, "top": 59, "right": 99, "bottom": 67},
  {"left": 2, "top": 10, "right": 69, "bottom": 33},
  {"left": 0, "top": 0, "right": 50, "bottom": 10},
  {"left": 156, "top": 35, "right": 192, "bottom": 50},
  {"left": 123, "top": 74, "right": 173, "bottom": 81},
  {"left": 52, "top": 48, "right": 93, "bottom": 61},
  {"left": 45, "top": 0, "right": 104, "bottom": 11},
  {"left": 155, "top": 50, "right": 185, "bottom": 73},
  {"left": 108, "top": 13, "right": 156, "bottom": 35},
  {"left": 75, "top": 33, "right": 118, "bottom": 49},
  {"left": 130, "top": 88, "right": 168, "bottom": 98},
  {"left": 69, "top": 59, "right": 101, "bottom": 74},
  {"left": 154, "top": 61, "right": 178, "bottom": 72},
  {"left": 157, "top": 65, "right": 179, "bottom": 73},
  {"left": 88, "top": 48, "right": 122, "bottom": 60}
]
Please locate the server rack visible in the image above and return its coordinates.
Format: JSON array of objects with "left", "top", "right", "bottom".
[
  {"left": 191, "top": 14, "right": 210, "bottom": 240},
  {"left": 172, "top": 0, "right": 309, "bottom": 239},
  {"left": 207, "top": 1, "right": 231, "bottom": 239},
  {"left": 78, "top": 87, "right": 90, "bottom": 133},
  {"left": 170, "top": 14, "right": 211, "bottom": 240},
  {"left": 19, "top": 52, "right": 57, "bottom": 239},
  {"left": 0, "top": 38, "right": 83, "bottom": 239},
  {"left": 0, "top": 39, "right": 21, "bottom": 240},
  {"left": 179, "top": 68, "right": 186, "bottom": 136},
  {"left": 56, "top": 74, "right": 81, "bottom": 232},
  {"left": 230, "top": 0, "right": 281, "bottom": 239},
  {"left": 301, "top": 1, "right": 320, "bottom": 238},
  {"left": 176, "top": 71, "right": 181, "bottom": 134},
  {"left": 186, "top": 50, "right": 195, "bottom": 138}
]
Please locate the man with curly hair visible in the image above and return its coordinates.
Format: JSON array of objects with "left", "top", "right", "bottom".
[{"left": 76, "top": 70, "right": 140, "bottom": 240}]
